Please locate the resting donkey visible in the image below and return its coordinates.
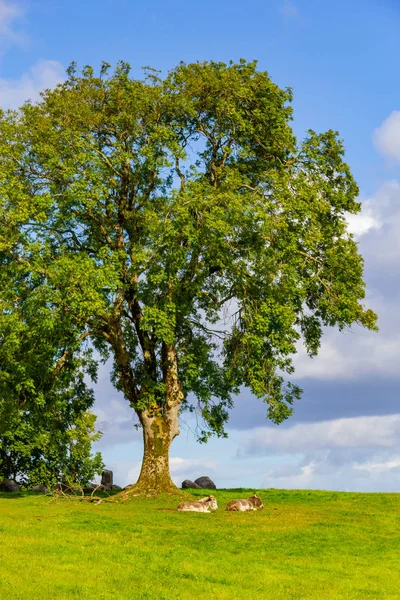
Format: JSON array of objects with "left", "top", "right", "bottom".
[
  {"left": 226, "top": 493, "right": 264, "bottom": 512},
  {"left": 177, "top": 495, "right": 218, "bottom": 512}
]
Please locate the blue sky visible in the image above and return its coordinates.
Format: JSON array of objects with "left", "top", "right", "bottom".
[{"left": 2, "top": 0, "right": 400, "bottom": 491}]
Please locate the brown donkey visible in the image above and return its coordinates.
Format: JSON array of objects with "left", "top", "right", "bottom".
[
  {"left": 226, "top": 493, "right": 264, "bottom": 512},
  {"left": 177, "top": 495, "right": 218, "bottom": 512}
]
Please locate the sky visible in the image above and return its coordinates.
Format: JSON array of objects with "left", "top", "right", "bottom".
[{"left": 2, "top": 0, "right": 400, "bottom": 491}]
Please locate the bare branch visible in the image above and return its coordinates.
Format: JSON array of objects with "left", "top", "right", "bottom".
[
  {"left": 175, "top": 157, "right": 185, "bottom": 191},
  {"left": 188, "top": 319, "right": 228, "bottom": 340}
]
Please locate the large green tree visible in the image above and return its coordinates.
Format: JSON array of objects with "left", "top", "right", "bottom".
[
  {"left": 0, "top": 194, "right": 103, "bottom": 488},
  {"left": 0, "top": 60, "right": 377, "bottom": 494}
]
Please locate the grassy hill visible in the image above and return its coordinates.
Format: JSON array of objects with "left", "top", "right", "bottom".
[{"left": 0, "top": 488, "right": 399, "bottom": 599}]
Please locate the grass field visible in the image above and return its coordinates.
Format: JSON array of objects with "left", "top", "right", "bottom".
[{"left": 0, "top": 488, "right": 399, "bottom": 599}]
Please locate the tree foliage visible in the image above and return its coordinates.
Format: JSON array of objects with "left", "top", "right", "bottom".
[
  {"left": 0, "top": 211, "right": 103, "bottom": 487},
  {"left": 0, "top": 407, "right": 104, "bottom": 488},
  {"left": 0, "top": 59, "right": 377, "bottom": 490}
]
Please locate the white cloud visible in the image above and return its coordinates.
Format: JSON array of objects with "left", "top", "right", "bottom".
[
  {"left": 261, "top": 458, "right": 379, "bottom": 491},
  {"left": 169, "top": 456, "right": 217, "bottom": 477},
  {"left": 0, "top": 0, "right": 25, "bottom": 47},
  {"left": 346, "top": 180, "right": 400, "bottom": 242},
  {"left": 237, "top": 414, "right": 400, "bottom": 491},
  {"left": 346, "top": 203, "right": 381, "bottom": 237},
  {"left": 293, "top": 289, "right": 400, "bottom": 380},
  {"left": 0, "top": 59, "right": 65, "bottom": 110},
  {"left": 262, "top": 454, "right": 400, "bottom": 492},
  {"left": 354, "top": 457, "right": 400, "bottom": 474},
  {"left": 301, "top": 334, "right": 399, "bottom": 378},
  {"left": 359, "top": 180, "right": 400, "bottom": 266},
  {"left": 240, "top": 414, "right": 400, "bottom": 455},
  {"left": 374, "top": 111, "right": 400, "bottom": 163}
]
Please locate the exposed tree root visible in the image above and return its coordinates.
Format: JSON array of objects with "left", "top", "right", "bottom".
[{"left": 109, "top": 482, "right": 190, "bottom": 503}]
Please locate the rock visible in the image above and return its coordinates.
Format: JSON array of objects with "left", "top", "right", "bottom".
[
  {"left": 194, "top": 476, "right": 216, "bottom": 489},
  {"left": 101, "top": 469, "right": 113, "bottom": 490},
  {"left": 181, "top": 479, "right": 201, "bottom": 489},
  {"left": 0, "top": 479, "right": 21, "bottom": 492},
  {"left": 112, "top": 484, "right": 122, "bottom": 490},
  {"left": 55, "top": 483, "right": 76, "bottom": 493},
  {"left": 124, "top": 483, "right": 135, "bottom": 490},
  {"left": 83, "top": 484, "right": 106, "bottom": 493},
  {"left": 31, "top": 484, "right": 48, "bottom": 494}
]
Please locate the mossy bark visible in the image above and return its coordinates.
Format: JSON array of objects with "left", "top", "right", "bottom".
[
  {"left": 119, "top": 343, "right": 184, "bottom": 496},
  {"left": 123, "top": 402, "right": 181, "bottom": 495}
]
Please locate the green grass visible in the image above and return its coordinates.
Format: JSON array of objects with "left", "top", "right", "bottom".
[{"left": 1, "top": 488, "right": 399, "bottom": 599}]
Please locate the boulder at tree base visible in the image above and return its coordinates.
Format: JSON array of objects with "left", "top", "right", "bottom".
[
  {"left": 194, "top": 476, "right": 216, "bottom": 489},
  {"left": 0, "top": 479, "right": 21, "bottom": 492},
  {"left": 181, "top": 480, "right": 202, "bottom": 489},
  {"left": 31, "top": 484, "right": 48, "bottom": 493}
]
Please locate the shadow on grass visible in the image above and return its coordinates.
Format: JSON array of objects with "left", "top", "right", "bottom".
[
  {"left": 0, "top": 489, "right": 123, "bottom": 501},
  {"left": 0, "top": 492, "right": 31, "bottom": 500}
]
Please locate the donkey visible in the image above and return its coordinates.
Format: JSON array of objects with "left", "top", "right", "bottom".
[
  {"left": 226, "top": 493, "right": 264, "bottom": 512},
  {"left": 177, "top": 495, "right": 218, "bottom": 512}
]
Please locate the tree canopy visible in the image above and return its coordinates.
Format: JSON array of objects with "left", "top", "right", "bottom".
[{"left": 0, "top": 59, "right": 377, "bottom": 493}]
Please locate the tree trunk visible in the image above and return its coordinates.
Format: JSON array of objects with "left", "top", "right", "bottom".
[
  {"left": 118, "top": 342, "right": 184, "bottom": 496},
  {"left": 129, "top": 404, "right": 181, "bottom": 494}
]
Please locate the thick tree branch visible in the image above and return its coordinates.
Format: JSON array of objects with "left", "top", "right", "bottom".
[{"left": 53, "top": 331, "right": 92, "bottom": 376}]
